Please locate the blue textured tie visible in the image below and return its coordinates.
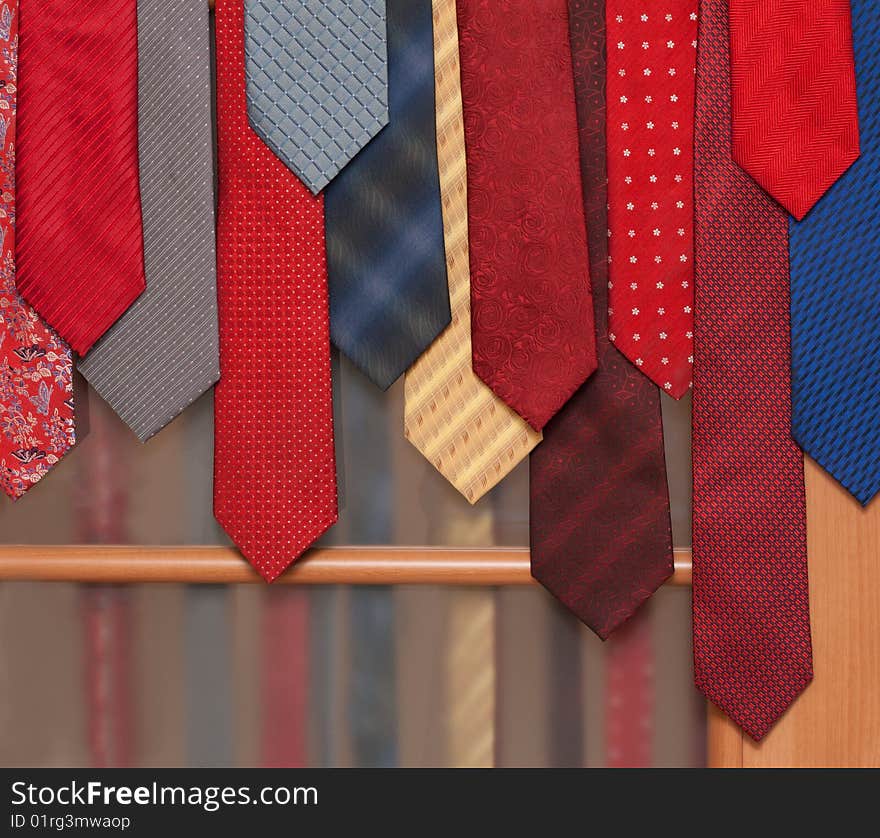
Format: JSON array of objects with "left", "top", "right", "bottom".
[
  {"left": 324, "top": 0, "right": 450, "bottom": 389},
  {"left": 789, "top": 0, "right": 880, "bottom": 506}
]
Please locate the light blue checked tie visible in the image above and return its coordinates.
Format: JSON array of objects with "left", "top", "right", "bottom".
[
  {"left": 243, "top": 0, "right": 389, "bottom": 195},
  {"left": 789, "top": 0, "right": 880, "bottom": 505}
]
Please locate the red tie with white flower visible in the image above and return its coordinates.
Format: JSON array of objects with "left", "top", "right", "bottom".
[
  {"left": 213, "top": 0, "right": 338, "bottom": 581},
  {"left": 728, "top": 0, "right": 860, "bottom": 220},
  {"left": 0, "top": 0, "right": 75, "bottom": 500},
  {"left": 606, "top": 1, "right": 698, "bottom": 397}
]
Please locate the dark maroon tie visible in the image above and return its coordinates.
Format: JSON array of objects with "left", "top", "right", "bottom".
[{"left": 530, "top": 0, "right": 674, "bottom": 639}]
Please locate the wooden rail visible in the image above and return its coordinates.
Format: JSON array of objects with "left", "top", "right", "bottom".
[{"left": 0, "top": 545, "right": 693, "bottom": 586}]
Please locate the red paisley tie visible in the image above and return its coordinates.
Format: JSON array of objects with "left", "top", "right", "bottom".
[
  {"left": 16, "top": 0, "right": 145, "bottom": 356},
  {"left": 729, "top": 0, "right": 860, "bottom": 220},
  {"left": 213, "top": 0, "right": 338, "bottom": 581},
  {"left": 693, "top": 0, "right": 812, "bottom": 740},
  {"left": 530, "top": 0, "right": 673, "bottom": 640},
  {"left": 605, "top": 1, "right": 698, "bottom": 398},
  {"left": 457, "top": 0, "right": 596, "bottom": 432},
  {"left": 0, "top": 0, "right": 75, "bottom": 500}
]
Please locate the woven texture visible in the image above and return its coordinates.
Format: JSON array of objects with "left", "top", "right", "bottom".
[
  {"left": 214, "top": 0, "right": 338, "bottom": 582},
  {"left": 403, "top": 0, "right": 540, "bottom": 504},
  {"left": 325, "top": 0, "right": 450, "bottom": 390},
  {"left": 605, "top": 1, "right": 697, "bottom": 399},
  {"left": 729, "top": 0, "right": 860, "bottom": 220},
  {"left": 244, "top": 0, "right": 389, "bottom": 195},
  {"left": 789, "top": 0, "right": 880, "bottom": 505},
  {"left": 16, "top": 0, "right": 145, "bottom": 356},
  {"left": 79, "top": 0, "right": 219, "bottom": 442},
  {"left": 458, "top": 0, "right": 596, "bottom": 432},
  {"left": 530, "top": 0, "right": 673, "bottom": 641},
  {"left": 0, "top": 0, "right": 75, "bottom": 500},
  {"left": 693, "top": 0, "right": 812, "bottom": 741}
]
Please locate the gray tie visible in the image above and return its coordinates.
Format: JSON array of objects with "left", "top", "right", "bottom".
[
  {"left": 244, "top": 0, "right": 389, "bottom": 194},
  {"left": 78, "top": 0, "right": 219, "bottom": 442}
]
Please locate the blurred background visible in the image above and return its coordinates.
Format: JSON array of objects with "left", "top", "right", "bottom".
[{"left": 0, "top": 354, "right": 703, "bottom": 767}]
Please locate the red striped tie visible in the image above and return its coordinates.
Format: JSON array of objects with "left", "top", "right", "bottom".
[
  {"left": 729, "top": 0, "right": 860, "bottom": 219},
  {"left": 16, "top": 0, "right": 145, "bottom": 356}
]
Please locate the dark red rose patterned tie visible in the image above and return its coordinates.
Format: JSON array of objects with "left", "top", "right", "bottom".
[{"left": 457, "top": 0, "right": 597, "bottom": 432}]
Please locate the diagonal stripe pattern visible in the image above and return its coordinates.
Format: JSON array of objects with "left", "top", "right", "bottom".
[
  {"left": 729, "top": 0, "right": 860, "bottom": 220},
  {"left": 404, "top": 0, "right": 541, "bottom": 504},
  {"left": 788, "top": 0, "right": 880, "bottom": 504},
  {"left": 15, "top": 0, "right": 146, "bottom": 356},
  {"left": 79, "top": 0, "right": 219, "bottom": 442},
  {"left": 530, "top": 0, "right": 673, "bottom": 641}
]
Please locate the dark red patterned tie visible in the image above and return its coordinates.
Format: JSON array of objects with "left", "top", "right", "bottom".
[
  {"left": 530, "top": 0, "right": 673, "bottom": 640},
  {"left": 457, "top": 0, "right": 596, "bottom": 432},
  {"left": 16, "top": 0, "right": 145, "bottom": 356},
  {"left": 693, "top": 0, "right": 812, "bottom": 740}
]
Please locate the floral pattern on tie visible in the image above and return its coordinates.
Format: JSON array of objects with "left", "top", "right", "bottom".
[
  {"left": 0, "top": 1, "right": 74, "bottom": 500},
  {"left": 606, "top": 2, "right": 698, "bottom": 398}
]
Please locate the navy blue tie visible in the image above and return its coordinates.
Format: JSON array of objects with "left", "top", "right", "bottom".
[
  {"left": 789, "top": 0, "right": 880, "bottom": 505},
  {"left": 324, "top": 0, "right": 450, "bottom": 389}
]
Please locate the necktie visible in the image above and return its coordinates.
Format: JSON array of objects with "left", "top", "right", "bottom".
[
  {"left": 605, "top": 1, "right": 697, "bottom": 398},
  {"left": 214, "top": 0, "right": 338, "bottom": 582},
  {"left": 788, "top": 0, "right": 880, "bottom": 505},
  {"left": 458, "top": 0, "right": 597, "bottom": 431},
  {"left": 729, "top": 0, "right": 860, "bottom": 221},
  {"left": 16, "top": 0, "right": 145, "bottom": 357},
  {"left": 530, "top": 0, "right": 673, "bottom": 640},
  {"left": 78, "top": 0, "right": 219, "bottom": 443},
  {"left": 693, "top": 0, "right": 812, "bottom": 740},
  {"left": 404, "top": 0, "right": 541, "bottom": 504},
  {"left": 244, "top": 0, "right": 389, "bottom": 195},
  {"left": 0, "top": 0, "right": 75, "bottom": 500},
  {"left": 323, "top": 0, "right": 450, "bottom": 390}
]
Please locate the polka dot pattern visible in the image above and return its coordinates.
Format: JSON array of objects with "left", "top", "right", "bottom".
[{"left": 213, "top": 0, "right": 338, "bottom": 582}]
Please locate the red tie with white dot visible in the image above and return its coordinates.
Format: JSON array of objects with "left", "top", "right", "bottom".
[
  {"left": 213, "top": 0, "right": 338, "bottom": 581},
  {"left": 605, "top": 1, "right": 698, "bottom": 398}
]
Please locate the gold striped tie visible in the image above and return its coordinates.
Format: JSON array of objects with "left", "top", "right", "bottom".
[
  {"left": 446, "top": 589, "right": 496, "bottom": 767},
  {"left": 404, "top": 0, "right": 541, "bottom": 504}
]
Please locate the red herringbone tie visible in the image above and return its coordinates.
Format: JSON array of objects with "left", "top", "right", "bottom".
[
  {"left": 16, "top": 0, "right": 145, "bottom": 356},
  {"left": 213, "top": 0, "right": 338, "bottom": 582},
  {"left": 729, "top": 0, "right": 860, "bottom": 220},
  {"left": 693, "top": 0, "right": 812, "bottom": 740}
]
